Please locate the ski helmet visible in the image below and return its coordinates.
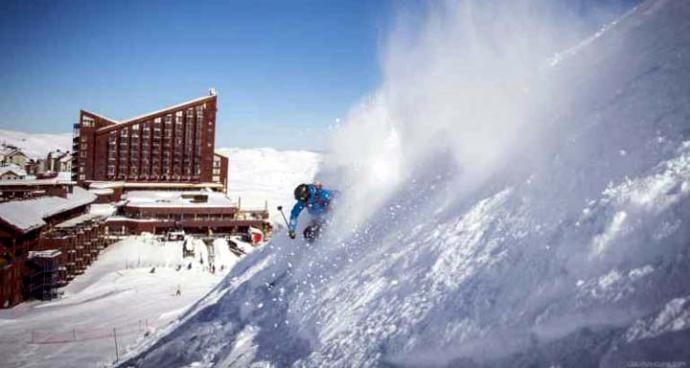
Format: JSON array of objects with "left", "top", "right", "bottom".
[{"left": 294, "top": 184, "right": 310, "bottom": 202}]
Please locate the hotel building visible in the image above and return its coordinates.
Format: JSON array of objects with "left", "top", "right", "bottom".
[{"left": 72, "top": 92, "right": 225, "bottom": 187}]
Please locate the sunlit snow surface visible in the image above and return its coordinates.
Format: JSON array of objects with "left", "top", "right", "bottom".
[
  {"left": 124, "top": 1, "right": 690, "bottom": 367},
  {"left": 0, "top": 236, "right": 239, "bottom": 368},
  {"left": 218, "top": 147, "right": 322, "bottom": 224},
  {"left": 0, "top": 129, "right": 71, "bottom": 159}
]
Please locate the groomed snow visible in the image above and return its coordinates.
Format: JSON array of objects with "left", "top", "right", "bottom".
[{"left": 0, "top": 235, "right": 246, "bottom": 368}]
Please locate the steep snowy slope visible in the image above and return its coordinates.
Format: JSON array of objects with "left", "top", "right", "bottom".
[{"left": 122, "top": 1, "right": 690, "bottom": 367}]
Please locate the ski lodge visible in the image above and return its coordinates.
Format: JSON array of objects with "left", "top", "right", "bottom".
[
  {"left": 106, "top": 190, "right": 271, "bottom": 238},
  {"left": 0, "top": 182, "right": 110, "bottom": 308}
]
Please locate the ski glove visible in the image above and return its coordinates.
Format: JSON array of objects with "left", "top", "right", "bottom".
[{"left": 288, "top": 230, "right": 296, "bottom": 239}]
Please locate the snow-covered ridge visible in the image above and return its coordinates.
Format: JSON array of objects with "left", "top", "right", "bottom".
[
  {"left": 217, "top": 147, "right": 322, "bottom": 224},
  {"left": 0, "top": 129, "right": 71, "bottom": 159}
]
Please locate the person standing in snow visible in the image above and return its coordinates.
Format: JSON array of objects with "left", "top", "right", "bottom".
[{"left": 288, "top": 182, "right": 337, "bottom": 241}]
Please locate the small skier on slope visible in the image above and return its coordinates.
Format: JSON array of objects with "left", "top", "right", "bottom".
[{"left": 288, "top": 182, "right": 337, "bottom": 241}]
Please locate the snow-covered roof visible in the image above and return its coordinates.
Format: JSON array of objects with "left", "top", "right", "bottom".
[
  {"left": 1, "top": 148, "right": 27, "bottom": 157},
  {"left": 81, "top": 110, "right": 119, "bottom": 124},
  {"left": 0, "top": 187, "right": 96, "bottom": 233},
  {"left": 0, "top": 176, "right": 74, "bottom": 186},
  {"left": 28, "top": 249, "right": 62, "bottom": 259},
  {"left": 0, "top": 164, "right": 26, "bottom": 177},
  {"left": 124, "top": 190, "right": 236, "bottom": 208},
  {"left": 87, "top": 181, "right": 224, "bottom": 190},
  {"left": 94, "top": 95, "right": 216, "bottom": 132},
  {"left": 89, "top": 188, "right": 114, "bottom": 195},
  {"left": 55, "top": 213, "right": 103, "bottom": 229}
]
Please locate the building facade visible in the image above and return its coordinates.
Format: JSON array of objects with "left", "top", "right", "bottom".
[
  {"left": 72, "top": 92, "right": 223, "bottom": 186},
  {"left": 0, "top": 185, "right": 105, "bottom": 308},
  {"left": 106, "top": 190, "right": 271, "bottom": 240}
]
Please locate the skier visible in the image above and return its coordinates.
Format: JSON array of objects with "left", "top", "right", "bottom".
[{"left": 288, "top": 182, "right": 337, "bottom": 241}]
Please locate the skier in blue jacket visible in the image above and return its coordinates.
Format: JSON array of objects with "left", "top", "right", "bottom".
[{"left": 288, "top": 182, "right": 337, "bottom": 241}]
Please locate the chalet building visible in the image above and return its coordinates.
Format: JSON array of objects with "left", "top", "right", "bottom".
[
  {"left": 45, "top": 150, "right": 71, "bottom": 173},
  {"left": 0, "top": 185, "right": 104, "bottom": 308},
  {"left": 0, "top": 175, "right": 73, "bottom": 203},
  {"left": 0, "top": 147, "right": 29, "bottom": 167},
  {"left": 0, "top": 165, "right": 26, "bottom": 181},
  {"left": 72, "top": 91, "right": 226, "bottom": 188},
  {"left": 25, "top": 159, "right": 45, "bottom": 175},
  {"left": 106, "top": 190, "right": 271, "bottom": 239}
]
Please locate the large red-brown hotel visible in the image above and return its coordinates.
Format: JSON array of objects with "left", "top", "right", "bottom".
[{"left": 73, "top": 91, "right": 226, "bottom": 187}]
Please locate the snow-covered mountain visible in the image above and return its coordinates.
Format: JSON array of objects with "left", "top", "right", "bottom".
[
  {"left": 0, "top": 129, "right": 72, "bottom": 159},
  {"left": 218, "top": 147, "right": 322, "bottom": 224},
  {"left": 121, "top": 1, "right": 690, "bottom": 367}
]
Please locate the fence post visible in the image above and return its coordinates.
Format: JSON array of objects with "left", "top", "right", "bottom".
[
  {"left": 73, "top": 328, "right": 76, "bottom": 341},
  {"left": 31, "top": 330, "right": 35, "bottom": 344},
  {"left": 113, "top": 328, "right": 119, "bottom": 362}
]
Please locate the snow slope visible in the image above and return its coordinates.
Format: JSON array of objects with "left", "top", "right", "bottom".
[
  {"left": 0, "top": 129, "right": 72, "bottom": 159},
  {"left": 122, "top": 1, "right": 690, "bottom": 367}
]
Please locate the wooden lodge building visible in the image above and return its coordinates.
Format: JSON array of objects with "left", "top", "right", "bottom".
[
  {"left": 0, "top": 183, "right": 109, "bottom": 308},
  {"left": 106, "top": 190, "right": 271, "bottom": 239}
]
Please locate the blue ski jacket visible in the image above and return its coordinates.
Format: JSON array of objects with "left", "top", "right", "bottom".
[{"left": 289, "top": 184, "right": 336, "bottom": 232}]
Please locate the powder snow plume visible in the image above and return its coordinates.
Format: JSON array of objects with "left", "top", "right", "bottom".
[{"left": 121, "top": 1, "right": 690, "bottom": 367}]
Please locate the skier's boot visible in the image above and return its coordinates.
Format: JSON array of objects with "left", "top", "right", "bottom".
[{"left": 303, "top": 222, "right": 322, "bottom": 243}]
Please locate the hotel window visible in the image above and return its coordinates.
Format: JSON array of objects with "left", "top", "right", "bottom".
[
  {"left": 175, "top": 111, "right": 183, "bottom": 125},
  {"left": 143, "top": 122, "right": 151, "bottom": 138},
  {"left": 120, "top": 128, "right": 128, "bottom": 138},
  {"left": 82, "top": 116, "right": 95, "bottom": 127}
]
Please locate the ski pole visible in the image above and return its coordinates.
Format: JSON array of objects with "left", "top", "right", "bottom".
[{"left": 276, "top": 206, "right": 290, "bottom": 228}]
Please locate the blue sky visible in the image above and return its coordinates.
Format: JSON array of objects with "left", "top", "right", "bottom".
[{"left": 0, "top": 0, "right": 392, "bottom": 150}]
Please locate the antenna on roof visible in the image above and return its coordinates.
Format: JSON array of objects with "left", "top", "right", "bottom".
[{"left": 209, "top": 88, "right": 217, "bottom": 96}]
